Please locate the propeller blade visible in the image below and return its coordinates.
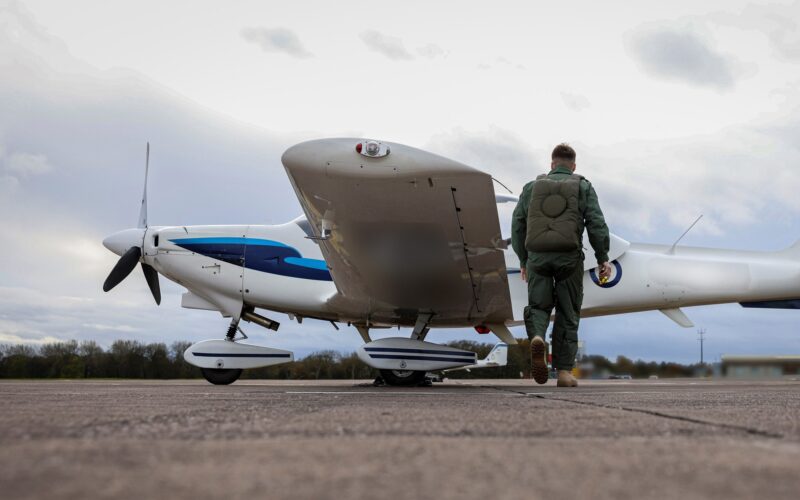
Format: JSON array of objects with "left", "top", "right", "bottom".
[
  {"left": 141, "top": 262, "right": 161, "bottom": 305},
  {"left": 138, "top": 142, "right": 149, "bottom": 229},
  {"left": 102, "top": 246, "right": 141, "bottom": 292}
]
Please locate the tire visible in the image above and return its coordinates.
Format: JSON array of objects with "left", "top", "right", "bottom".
[
  {"left": 379, "top": 369, "right": 427, "bottom": 386},
  {"left": 201, "top": 368, "right": 243, "bottom": 385}
]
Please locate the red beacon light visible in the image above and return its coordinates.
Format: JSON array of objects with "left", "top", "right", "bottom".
[
  {"left": 355, "top": 140, "right": 390, "bottom": 158},
  {"left": 474, "top": 325, "right": 491, "bottom": 334}
]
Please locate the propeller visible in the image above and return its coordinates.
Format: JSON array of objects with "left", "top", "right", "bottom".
[
  {"left": 102, "top": 143, "right": 161, "bottom": 305},
  {"left": 140, "top": 262, "right": 161, "bottom": 305},
  {"left": 103, "top": 246, "right": 142, "bottom": 293}
]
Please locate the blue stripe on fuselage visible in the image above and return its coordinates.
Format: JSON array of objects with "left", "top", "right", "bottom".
[
  {"left": 170, "top": 237, "right": 332, "bottom": 281},
  {"left": 167, "top": 237, "right": 289, "bottom": 247},
  {"left": 740, "top": 299, "right": 800, "bottom": 309},
  {"left": 284, "top": 256, "right": 329, "bottom": 270}
]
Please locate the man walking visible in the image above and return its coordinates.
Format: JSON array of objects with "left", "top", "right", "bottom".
[{"left": 512, "top": 143, "right": 611, "bottom": 387}]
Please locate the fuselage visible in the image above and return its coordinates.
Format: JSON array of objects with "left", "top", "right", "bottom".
[{"left": 103, "top": 217, "right": 800, "bottom": 329}]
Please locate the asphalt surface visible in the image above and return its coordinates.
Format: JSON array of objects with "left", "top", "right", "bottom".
[{"left": 1, "top": 378, "right": 799, "bottom": 500}]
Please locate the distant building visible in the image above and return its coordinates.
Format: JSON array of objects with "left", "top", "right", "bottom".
[{"left": 721, "top": 355, "right": 800, "bottom": 378}]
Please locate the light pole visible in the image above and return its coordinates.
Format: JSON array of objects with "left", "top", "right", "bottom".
[{"left": 697, "top": 329, "right": 706, "bottom": 365}]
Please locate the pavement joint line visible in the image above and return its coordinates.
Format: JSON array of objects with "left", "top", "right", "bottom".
[
  {"left": 478, "top": 384, "right": 785, "bottom": 439},
  {"left": 283, "top": 391, "right": 510, "bottom": 395},
  {"left": 536, "top": 395, "right": 785, "bottom": 439},
  {"left": 523, "top": 391, "right": 726, "bottom": 396}
]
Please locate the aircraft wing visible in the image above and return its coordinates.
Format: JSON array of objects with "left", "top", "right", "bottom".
[{"left": 282, "top": 138, "right": 513, "bottom": 326}]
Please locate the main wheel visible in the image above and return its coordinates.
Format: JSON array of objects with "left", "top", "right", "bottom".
[
  {"left": 379, "top": 369, "right": 427, "bottom": 386},
  {"left": 201, "top": 368, "right": 243, "bottom": 385}
]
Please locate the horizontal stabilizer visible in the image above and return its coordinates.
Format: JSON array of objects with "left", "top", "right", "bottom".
[
  {"left": 659, "top": 307, "right": 694, "bottom": 328},
  {"left": 495, "top": 193, "right": 519, "bottom": 204},
  {"left": 740, "top": 299, "right": 800, "bottom": 310}
]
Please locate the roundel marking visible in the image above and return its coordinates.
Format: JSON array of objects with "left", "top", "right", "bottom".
[{"left": 589, "top": 260, "right": 622, "bottom": 288}]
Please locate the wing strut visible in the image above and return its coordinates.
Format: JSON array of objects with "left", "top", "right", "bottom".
[
  {"left": 487, "top": 323, "right": 518, "bottom": 345},
  {"left": 411, "top": 313, "right": 434, "bottom": 341}
]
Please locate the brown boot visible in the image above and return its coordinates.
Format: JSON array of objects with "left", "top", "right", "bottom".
[
  {"left": 530, "top": 337, "right": 549, "bottom": 384},
  {"left": 557, "top": 370, "right": 578, "bottom": 387}
]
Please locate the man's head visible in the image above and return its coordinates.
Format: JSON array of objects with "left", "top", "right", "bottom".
[{"left": 551, "top": 143, "right": 576, "bottom": 172}]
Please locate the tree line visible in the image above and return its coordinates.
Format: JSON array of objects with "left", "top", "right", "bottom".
[{"left": 0, "top": 339, "right": 704, "bottom": 379}]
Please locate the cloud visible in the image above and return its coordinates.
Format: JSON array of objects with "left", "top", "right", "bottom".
[
  {"left": 2, "top": 2, "right": 800, "bottom": 363},
  {"left": 0, "top": 333, "right": 66, "bottom": 345},
  {"left": 241, "top": 27, "right": 313, "bottom": 58},
  {"left": 359, "top": 30, "right": 414, "bottom": 60},
  {"left": 560, "top": 91, "right": 591, "bottom": 112},
  {"left": 424, "top": 112, "right": 800, "bottom": 242},
  {"left": 417, "top": 43, "right": 445, "bottom": 59},
  {"left": 712, "top": 3, "right": 800, "bottom": 62},
  {"left": 426, "top": 127, "right": 541, "bottom": 193},
  {"left": 627, "top": 26, "right": 738, "bottom": 89},
  {"left": 0, "top": 145, "right": 52, "bottom": 194},
  {"left": 0, "top": 3, "right": 388, "bottom": 359},
  {"left": 0, "top": 5, "right": 321, "bottom": 349},
  {"left": 3, "top": 151, "right": 52, "bottom": 176},
  {"left": 477, "top": 57, "right": 525, "bottom": 71}
]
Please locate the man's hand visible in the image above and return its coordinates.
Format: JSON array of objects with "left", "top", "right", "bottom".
[
  {"left": 520, "top": 267, "right": 527, "bottom": 282},
  {"left": 598, "top": 261, "right": 612, "bottom": 280}
]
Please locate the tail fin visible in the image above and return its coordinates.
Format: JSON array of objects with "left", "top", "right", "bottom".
[
  {"left": 741, "top": 239, "right": 800, "bottom": 309},
  {"left": 482, "top": 343, "right": 508, "bottom": 366},
  {"left": 443, "top": 343, "right": 509, "bottom": 373}
]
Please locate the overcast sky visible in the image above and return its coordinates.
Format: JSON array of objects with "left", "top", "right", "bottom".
[{"left": 1, "top": 0, "right": 799, "bottom": 363}]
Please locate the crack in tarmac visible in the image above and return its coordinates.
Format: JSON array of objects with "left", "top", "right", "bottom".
[{"left": 480, "top": 384, "right": 785, "bottom": 439}]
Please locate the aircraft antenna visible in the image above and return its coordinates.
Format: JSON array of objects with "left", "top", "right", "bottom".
[
  {"left": 668, "top": 214, "right": 703, "bottom": 254},
  {"left": 491, "top": 177, "right": 513, "bottom": 194}
]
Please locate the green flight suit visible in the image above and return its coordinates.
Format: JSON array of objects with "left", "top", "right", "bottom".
[{"left": 511, "top": 165, "right": 610, "bottom": 370}]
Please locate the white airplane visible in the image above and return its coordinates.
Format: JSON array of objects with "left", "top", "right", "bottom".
[
  {"left": 443, "top": 343, "right": 509, "bottom": 373},
  {"left": 102, "top": 139, "right": 800, "bottom": 386}
]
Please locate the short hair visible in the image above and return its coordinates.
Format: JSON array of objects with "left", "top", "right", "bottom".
[{"left": 552, "top": 143, "right": 576, "bottom": 162}]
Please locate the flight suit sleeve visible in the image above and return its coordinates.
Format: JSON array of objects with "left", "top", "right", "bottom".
[
  {"left": 511, "top": 182, "right": 533, "bottom": 267},
  {"left": 582, "top": 180, "right": 610, "bottom": 265}
]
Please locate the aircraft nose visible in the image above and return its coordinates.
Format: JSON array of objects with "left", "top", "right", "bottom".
[{"left": 103, "top": 228, "right": 145, "bottom": 256}]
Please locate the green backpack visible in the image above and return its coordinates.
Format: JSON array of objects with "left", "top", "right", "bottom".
[{"left": 524, "top": 174, "right": 583, "bottom": 253}]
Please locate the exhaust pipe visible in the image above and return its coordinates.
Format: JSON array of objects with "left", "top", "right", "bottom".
[{"left": 242, "top": 310, "right": 280, "bottom": 331}]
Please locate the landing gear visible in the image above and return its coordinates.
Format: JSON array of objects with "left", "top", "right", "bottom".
[
  {"left": 379, "top": 369, "right": 428, "bottom": 386},
  {"left": 201, "top": 368, "right": 243, "bottom": 385},
  {"left": 225, "top": 321, "right": 238, "bottom": 340},
  {"left": 410, "top": 312, "right": 433, "bottom": 341},
  {"left": 378, "top": 313, "right": 435, "bottom": 386}
]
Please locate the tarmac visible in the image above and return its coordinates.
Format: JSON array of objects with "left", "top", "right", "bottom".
[{"left": 1, "top": 378, "right": 798, "bottom": 500}]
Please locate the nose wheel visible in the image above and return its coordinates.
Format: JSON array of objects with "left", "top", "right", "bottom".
[{"left": 200, "top": 368, "right": 243, "bottom": 385}]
